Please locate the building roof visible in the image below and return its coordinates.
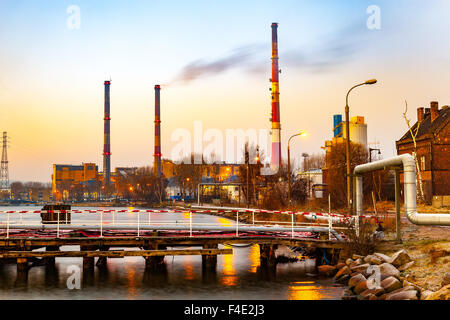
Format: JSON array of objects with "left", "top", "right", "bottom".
[{"left": 397, "top": 107, "right": 449, "bottom": 144}]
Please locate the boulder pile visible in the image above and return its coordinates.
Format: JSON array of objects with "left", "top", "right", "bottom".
[{"left": 318, "top": 249, "right": 449, "bottom": 300}]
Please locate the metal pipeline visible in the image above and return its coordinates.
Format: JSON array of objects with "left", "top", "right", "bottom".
[
  {"left": 354, "top": 154, "right": 450, "bottom": 226},
  {"left": 0, "top": 224, "right": 344, "bottom": 241}
]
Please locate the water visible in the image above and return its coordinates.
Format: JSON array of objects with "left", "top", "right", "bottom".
[{"left": 0, "top": 206, "right": 344, "bottom": 300}]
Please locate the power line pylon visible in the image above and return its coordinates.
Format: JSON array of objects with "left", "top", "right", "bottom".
[{"left": 1, "top": 132, "right": 10, "bottom": 193}]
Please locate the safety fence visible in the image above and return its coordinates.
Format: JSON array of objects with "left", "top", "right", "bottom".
[{"left": 0, "top": 207, "right": 378, "bottom": 241}]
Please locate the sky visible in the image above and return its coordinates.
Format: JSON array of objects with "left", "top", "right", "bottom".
[{"left": 1, "top": 0, "right": 450, "bottom": 182}]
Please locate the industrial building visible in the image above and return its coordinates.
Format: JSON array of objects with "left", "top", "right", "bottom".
[
  {"left": 396, "top": 101, "right": 450, "bottom": 205},
  {"left": 51, "top": 163, "right": 138, "bottom": 201}
]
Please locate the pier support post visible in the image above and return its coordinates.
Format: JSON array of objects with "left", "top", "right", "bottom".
[
  {"left": 96, "top": 246, "right": 109, "bottom": 269},
  {"left": 144, "top": 244, "right": 165, "bottom": 271},
  {"left": 259, "top": 244, "right": 278, "bottom": 267},
  {"left": 15, "top": 258, "right": 29, "bottom": 287},
  {"left": 81, "top": 246, "right": 95, "bottom": 286},
  {"left": 45, "top": 246, "right": 59, "bottom": 268},
  {"left": 202, "top": 243, "right": 218, "bottom": 272}
]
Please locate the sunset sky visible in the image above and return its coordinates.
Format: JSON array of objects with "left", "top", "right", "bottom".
[{"left": 1, "top": 0, "right": 449, "bottom": 182}]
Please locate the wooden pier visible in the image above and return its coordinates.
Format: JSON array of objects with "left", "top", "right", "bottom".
[{"left": 0, "top": 235, "right": 344, "bottom": 282}]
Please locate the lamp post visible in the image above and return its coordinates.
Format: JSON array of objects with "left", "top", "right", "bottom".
[
  {"left": 288, "top": 131, "right": 307, "bottom": 206},
  {"left": 345, "top": 79, "right": 377, "bottom": 214}
]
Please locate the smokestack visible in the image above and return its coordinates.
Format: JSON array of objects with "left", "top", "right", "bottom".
[
  {"left": 271, "top": 22, "right": 281, "bottom": 169},
  {"left": 417, "top": 107, "right": 424, "bottom": 123},
  {"left": 103, "top": 80, "right": 111, "bottom": 187},
  {"left": 154, "top": 85, "right": 162, "bottom": 177},
  {"left": 430, "top": 101, "right": 439, "bottom": 122}
]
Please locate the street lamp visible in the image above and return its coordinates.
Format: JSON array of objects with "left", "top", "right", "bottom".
[
  {"left": 345, "top": 79, "right": 377, "bottom": 214},
  {"left": 288, "top": 131, "right": 307, "bottom": 206}
]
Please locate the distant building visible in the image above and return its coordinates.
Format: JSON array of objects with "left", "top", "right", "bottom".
[
  {"left": 396, "top": 102, "right": 450, "bottom": 204},
  {"left": 51, "top": 163, "right": 98, "bottom": 200},
  {"left": 322, "top": 115, "right": 368, "bottom": 195},
  {"left": 299, "top": 169, "right": 323, "bottom": 199}
]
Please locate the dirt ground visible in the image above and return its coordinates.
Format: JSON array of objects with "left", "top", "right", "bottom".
[{"left": 376, "top": 216, "right": 450, "bottom": 291}]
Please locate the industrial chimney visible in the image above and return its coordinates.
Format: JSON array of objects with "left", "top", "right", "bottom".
[
  {"left": 153, "top": 85, "right": 162, "bottom": 177},
  {"left": 271, "top": 22, "right": 281, "bottom": 169},
  {"left": 103, "top": 80, "right": 111, "bottom": 187}
]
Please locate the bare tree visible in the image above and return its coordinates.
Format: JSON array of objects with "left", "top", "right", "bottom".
[{"left": 402, "top": 100, "right": 424, "bottom": 201}]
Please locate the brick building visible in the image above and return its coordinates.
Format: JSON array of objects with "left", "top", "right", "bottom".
[{"left": 396, "top": 101, "right": 449, "bottom": 204}]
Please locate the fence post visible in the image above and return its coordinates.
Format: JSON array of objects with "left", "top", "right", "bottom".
[
  {"left": 189, "top": 210, "right": 192, "bottom": 237},
  {"left": 252, "top": 211, "right": 255, "bottom": 225},
  {"left": 137, "top": 212, "right": 140, "bottom": 237},
  {"left": 236, "top": 212, "right": 239, "bottom": 237},
  {"left": 57, "top": 211, "right": 60, "bottom": 238},
  {"left": 100, "top": 211, "right": 103, "bottom": 238},
  {"left": 328, "top": 217, "right": 332, "bottom": 240},
  {"left": 291, "top": 213, "right": 294, "bottom": 238},
  {"left": 6, "top": 212, "right": 10, "bottom": 239}
]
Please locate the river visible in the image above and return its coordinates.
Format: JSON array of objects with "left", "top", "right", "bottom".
[{"left": 0, "top": 206, "right": 344, "bottom": 300}]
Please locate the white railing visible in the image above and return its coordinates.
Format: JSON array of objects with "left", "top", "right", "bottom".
[{"left": 0, "top": 209, "right": 345, "bottom": 241}]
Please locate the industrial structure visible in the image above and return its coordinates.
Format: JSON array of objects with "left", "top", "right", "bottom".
[
  {"left": 103, "top": 80, "right": 111, "bottom": 188},
  {"left": 51, "top": 163, "right": 138, "bottom": 201},
  {"left": 270, "top": 23, "right": 281, "bottom": 169},
  {"left": 0, "top": 132, "right": 10, "bottom": 193},
  {"left": 328, "top": 114, "right": 368, "bottom": 149},
  {"left": 153, "top": 85, "right": 162, "bottom": 177}
]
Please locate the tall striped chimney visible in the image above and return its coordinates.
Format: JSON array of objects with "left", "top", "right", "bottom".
[
  {"left": 103, "top": 80, "right": 111, "bottom": 186},
  {"left": 153, "top": 85, "right": 162, "bottom": 177},
  {"left": 271, "top": 23, "right": 281, "bottom": 169}
]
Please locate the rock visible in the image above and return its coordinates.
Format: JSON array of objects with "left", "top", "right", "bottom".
[
  {"left": 350, "top": 263, "right": 370, "bottom": 273},
  {"left": 389, "top": 249, "right": 412, "bottom": 268},
  {"left": 352, "top": 254, "right": 364, "bottom": 260},
  {"left": 374, "top": 252, "right": 391, "bottom": 263},
  {"left": 402, "top": 280, "right": 423, "bottom": 292},
  {"left": 369, "top": 294, "right": 378, "bottom": 300},
  {"left": 348, "top": 274, "right": 366, "bottom": 288},
  {"left": 398, "top": 261, "right": 415, "bottom": 271},
  {"left": 335, "top": 274, "right": 350, "bottom": 285},
  {"left": 381, "top": 276, "right": 403, "bottom": 293},
  {"left": 420, "top": 290, "right": 434, "bottom": 300},
  {"left": 386, "top": 290, "right": 418, "bottom": 300},
  {"left": 334, "top": 266, "right": 351, "bottom": 280},
  {"left": 388, "top": 286, "right": 416, "bottom": 295},
  {"left": 442, "top": 273, "right": 450, "bottom": 287},
  {"left": 336, "top": 262, "right": 346, "bottom": 270},
  {"left": 354, "top": 280, "right": 368, "bottom": 294},
  {"left": 342, "top": 295, "right": 358, "bottom": 300},
  {"left": 360, "top": 287, "right": 385, "bottom": 298},
  {"left": 349, "top": 258, "right": 362, "bottom": 268},
  {"left": 369, "top": 256, "right": 383, "bottom": 265},
  {"left": 378, "top": 293, "right": 387, "bottom": 300},
  {"left": 379, "top": 263, "right": 400, "bottom": 278},
  {"left": 363, "top": 255, "right": 373, "bottom": 263},
  {"left": 345, "top": 258, "right": 354, "bottom": 266},
  {"left": 425, "top": 285, "right": 450, "bottom": 300},
  {"left": 318, "top": 265, "right": 337, "bottom": 277}
]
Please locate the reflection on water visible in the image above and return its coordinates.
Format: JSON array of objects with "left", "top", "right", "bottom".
[
  {"left": 220, "top": 245, "right": 237, "bottom": 287},
  {"left": 0, "top": 206, "right": 344, "bottom": 300},
  {"left": 184, "top": 256, "right": 196, "bottom": 281},
  {"left": 248, "top": 244, "right": 260, "bottom": 273}
]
